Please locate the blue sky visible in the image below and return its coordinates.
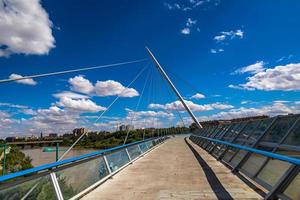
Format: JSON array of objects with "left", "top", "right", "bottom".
[{"left": 0, "top": 0, "right": 300, "bottom": 137}]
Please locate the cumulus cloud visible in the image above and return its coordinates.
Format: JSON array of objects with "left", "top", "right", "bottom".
[
  {"left": 68, "top": 75, "right": 139, "bottom": 97},
  {"left": 199, "top": 102, "right": 299, "bottom": 121},
  {"left": 191, "top": 93, "right": 206, "bottom": 99},
  {"left": 233, "top": 61, "right": 265, "bottom": 74},
  {"left": 68, "top": 76, "right": 94, "bottom": 94},
  {"left": 149, "top": 100, "right": 233, "bottom": 112},
  {"left": 229, "top": 62, "right": 300, "bottom": 91},
  {"left": 0, "top": 0, "right": 55, "bottom": 57},
  {"left": 9, "top": 74, "right": 37, "bottom": 85},
  {"left": 181, "top": 28, "right": 191, "bottom": 35},
  {"left": 56, "top": 97, "right": 106, "bottom": 113},
  {"left": 214, "top": 29, "right": 244, "bottom": 42},
  {"left": 95, "top": 80, "right": 139, "bottom": 97}
]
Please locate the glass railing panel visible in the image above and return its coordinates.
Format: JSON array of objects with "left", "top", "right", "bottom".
[
  {"left": 235, "top": 121, "right": 260, "bottom": 144},
  {"left": 275, "top": 148, "right": 300, "bottom": 158},
  {"left": 106, "top": 149, "right": 130, "bottom": 172},
  {"left": 139, "top": 143, "right": 149, "bottom": 153},
  {"left": 261, "top": 115, "right": 298, "bottom": 144},
  {"left": 256, "top": 159, "right": 291, "bottom": 187},
  {"left": 215, "top": 145, "right": 227, "bottom": 157},
  {"left": 146, "top": 141, "right": 154, "bottom": 149},
  {"left": 248, "top": 118, "right": 274, "bottom": 144},
  {"left": 283, "top": 172, "right": 300, "bottom": 200},
  {"left": 212, "top": 145, "right": 221, "bottom": 155},
  {"left": 282, "top": 118, "right": 300, "bottom": 146},
  {"left": 222, "top": 147, "right": 237, "bottom": 162},
  {"left": 57, "top": 156, "right": 109, "bottom": 199},
  {"left": 241, "top": 153, "right": 268, "bottom": 176},
  {"left": 127, "top": 145, "right": 141, "bottom": 160},
  {"left": 0, "top": 175, "right": 56, "bottom": 200},
  {"left": 230, "top": 150, "right": 247, "bottom": 167},
  {"left": 225, "top": 123, "right": 244, "bottom": 140}
]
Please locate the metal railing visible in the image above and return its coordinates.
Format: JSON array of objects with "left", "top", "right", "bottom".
[
  {"left": 190, "top": 114, "right": 300, "bottom": 200},
  {"left": 0, "top": 137, "right": 168, "bottom": 200}
]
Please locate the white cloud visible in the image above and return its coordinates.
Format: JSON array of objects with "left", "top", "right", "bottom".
[
  {"left": 149, "top": 100, "right": 233, "bottom": 112},
  {"left": 181, "top": 28, "right": 190, "bottom": 35},
  {"left": 68, "top": 76, "right": 139, "bottom": 98},
  {"left": 229, "top": 63, "right": 300, "bottom": 91},
  {"left": 68, "top": 76, "right": 94, "bottom": 94},
  {"left": 0, "top": 0, "right": 55, "bottom": 57},
  {"left": 95, "top": 80, "right": 139, "bottom": 97},
  {"left": 165, "top": 0, "right": 219, "bottom": 11},
  {"left": 181, "top": 18, "right": 198, "bottom": 35},
  {"left": 0, "top": 102, "right": 28, "bottom": 109},
  {"left": 9, "top": 73, "right": 37, "bottom": 85},
  {"left": 276, "top": 54, "right": 293, "bottom": 63},
  {"left": 53, "top": 91, "right": 89, "bottom": 99},
  {"left": 233, "top": 61, "right": 265, "bottom": 74},
  {"left": 186, "top": 18, "right": 197, "bottom": 27},
  {"left": 191, "top": 93, "right": 206, "bottom": 99},
  {"left": 210, "top": 48, "right": 224, "bottom": 54},
  {"left": 126, "top": 109, "right": 174, "bottom": 119},
  {"left": 214, "top": 29, "right": 244, "bottom": 42},
  {"left": 199, "top": 102, "right": 299, "bottom": 121},
  {"left": 56, "top": 97, "right": 106, "bottom": 113},
  {"left": 241, "top": 101, "right": 250, "bottom": 105}
]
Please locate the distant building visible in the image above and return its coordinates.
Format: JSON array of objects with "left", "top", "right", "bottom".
[
  {"left": 49, "top": 133, "right": 58, "bottom": 138},
  {"left": 5, "top": 137, "right": 16, "bottom": 142},
  {"left": 73, "top": 128, "right": 88, "bottom": 137},
  {"left": 40, "top": 132, "right": 43, "bottom": 139},
  {"left": 119, "top": 125, "right": 126, "bottom": 131},
  {"left": 119, "top": 124, "right": 134, "bottom": 131},
  {"left": 126, "top": 125, "right": 134, "bottom": 131}
]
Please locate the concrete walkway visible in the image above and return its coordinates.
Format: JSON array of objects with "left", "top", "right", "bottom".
[{"left": 82, "top": 137, "right": 262, "bottom": 200}]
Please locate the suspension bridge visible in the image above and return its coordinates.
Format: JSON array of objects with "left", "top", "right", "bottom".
[{"left": 0, "top": 48, "right": 299, "bottom": 200}]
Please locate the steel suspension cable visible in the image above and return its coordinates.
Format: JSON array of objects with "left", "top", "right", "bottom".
[
  {"left": 123, "top": 65, "right": 151, "bottom": 144},
  {"left": 0, "top": 59, "right": 147, "bottom": 84}
]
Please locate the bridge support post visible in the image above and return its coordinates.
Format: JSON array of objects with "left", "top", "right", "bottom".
[
  {"left": 50, "top": 173, "right": 64, "bottom": 200},
  {"left": 103, "top": 155, "right": 112, "bottom": 174},
  {"left": 125, "top": 148, "right": 132, "bottom": 161}
]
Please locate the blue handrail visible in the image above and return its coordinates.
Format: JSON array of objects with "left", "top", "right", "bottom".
[
  {"left": 0, "top": 138, "right": 156, "bottom": 183},
  {"left": 192, "top": 134, "right": 300, "bottom": 165}
]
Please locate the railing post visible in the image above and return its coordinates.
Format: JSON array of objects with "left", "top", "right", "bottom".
[
  {"left": 50, "top": 173, "right": 64, "bottom": 200},
  {"left": 103, "top": 155, "right": 112, "bottom": 174},
  {"left": 125, "top": 148, "right": 132, "bottom": 161},
  {"left": 138, "top": 144, "right": 143, "bottom": 153}
]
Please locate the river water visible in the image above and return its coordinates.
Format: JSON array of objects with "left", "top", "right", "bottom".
[{"left": 21, "top": 147, "right": 96, "bottom": 167}]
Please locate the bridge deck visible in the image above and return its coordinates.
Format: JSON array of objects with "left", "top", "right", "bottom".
[{"left": 82, "top": 137, "right": 262, "bottom": 200}]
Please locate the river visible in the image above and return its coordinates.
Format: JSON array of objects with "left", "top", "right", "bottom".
[{"left": 21, "top": 147, "right": 96, "bottom": 167}]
